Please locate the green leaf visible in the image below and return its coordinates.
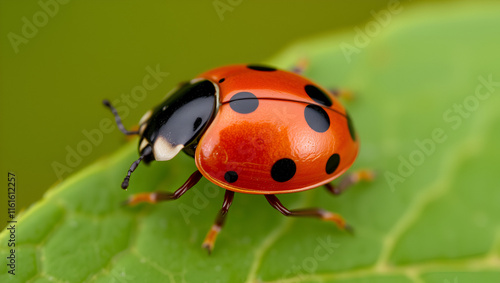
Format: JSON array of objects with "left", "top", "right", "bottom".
[{"left": 2, "top": 2, "right": 500, "bottom": 282}]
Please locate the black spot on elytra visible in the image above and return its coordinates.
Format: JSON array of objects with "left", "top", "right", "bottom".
[
  {"left": 326, "top": 153, "right": 341, "bottom": 174},
  {"left": 271, "top": 158, "right": 296, "bottom": 182},
  {"left": 304, "top": 104, "right": 330, "bottom": 133},
  {"left": 247, "top": 64, "right": 277, "bottom": 72},
  {"left": 229, "top": 92, "right": 259, "bottom": 114},
  {"left": 305, "top": 84, "right": 332, "bottom": 107},
  {"left": 219, "top": 78, "right": 225, "bottom": 83},
  {"left": 224, "top": 171, "right": 238, "bottom": 183}
]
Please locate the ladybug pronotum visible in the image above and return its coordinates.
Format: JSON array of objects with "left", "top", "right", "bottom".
[{"left": 104, "top": 64, "right": 372, "bottom": 253}]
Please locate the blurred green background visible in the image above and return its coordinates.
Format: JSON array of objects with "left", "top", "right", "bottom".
[{"left": 0, "top": 0, "right": 458, "bottom": 227}]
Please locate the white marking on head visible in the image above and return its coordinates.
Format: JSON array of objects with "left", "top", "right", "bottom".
[
  {"left": 139, "top": 110, "right": 153, "bottom": 125},
  {"left": 139, "top": 124, "right": 147, "bottom": 135},
  {"left": 138, "top": 110, "right": 153, "bottom": 135},
  {"left": 153, "top": 136, "right": 184, "bottom": 161},
  {"left": 139, "top": 138, "right": 149, "bottom": 152}
]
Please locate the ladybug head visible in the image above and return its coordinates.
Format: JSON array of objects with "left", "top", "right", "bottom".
[
  {"left": 104, "top": 79, "right": 218, "bottom": 189},
  {"left": 138, "top": 79, "right": 218, "bottom": 161}
]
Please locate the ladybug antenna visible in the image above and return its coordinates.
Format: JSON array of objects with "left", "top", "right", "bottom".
[
  {"left": 102, "top": 99, "right": 140, "bottom": 135},
  {"left": 121, "top": 146, "right": 152, "bottom": 190}
]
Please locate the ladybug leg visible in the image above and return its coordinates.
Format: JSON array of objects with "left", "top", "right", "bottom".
[
  {"left": 291, "top": 58, "right": 309, "bottom": 75},
  {"left": 202, "top": 190, "right": 235, "bottom": 254},
  {"left": 123, "top": 170, "right": 203, "bottom": 205},
  {"left": 329, "top": 88, "right": 354, "bottom": 101},
  {"left": 324, "top": 169, "right": 375, "bottom": 195},
  {"left": 102, "top": 99, "right": 140, "bottom": 135},
  {"left": 265, "top": 194, "right": 353, "bottom": 233}
]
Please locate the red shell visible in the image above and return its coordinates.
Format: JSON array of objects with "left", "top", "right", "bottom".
[{"left": 194, "top": 65, "right": 359, "bottom": 194}]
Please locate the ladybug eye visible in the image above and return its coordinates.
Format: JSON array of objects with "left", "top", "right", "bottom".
[{"left": 193, "top": 117, "right": 202, "bottom": 131}]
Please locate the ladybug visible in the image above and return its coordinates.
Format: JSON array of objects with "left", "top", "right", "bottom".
[{"left": 103, "top": 64, "right": 372, "bottom": 253}]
